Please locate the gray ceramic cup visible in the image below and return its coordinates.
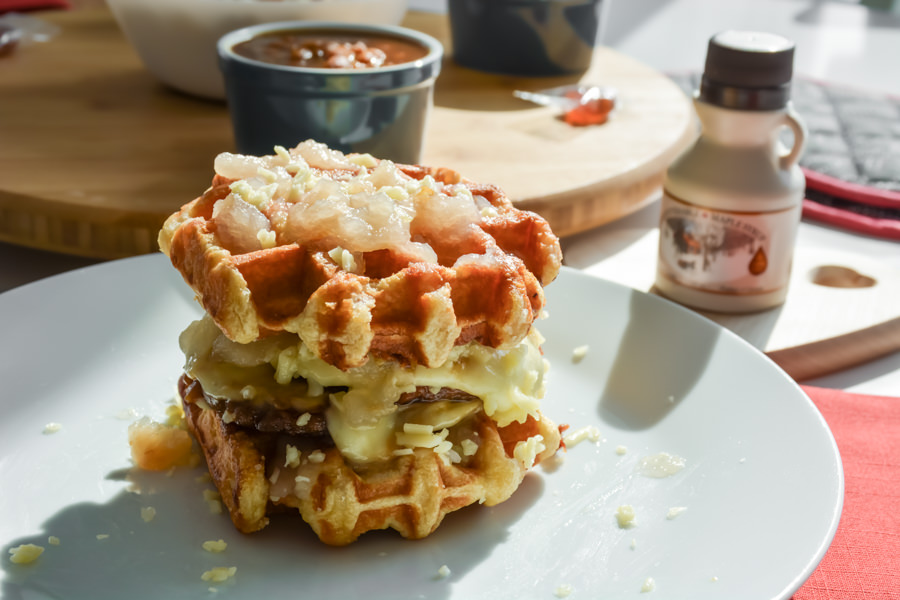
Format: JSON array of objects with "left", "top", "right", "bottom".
[
  {"left": 448, "top": 0, "right": 604, "bottom": 76},
  {"left": 218, "top": 22, "right": 442, "bottom": 163}
]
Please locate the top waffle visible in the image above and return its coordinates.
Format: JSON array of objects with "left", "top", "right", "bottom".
[{"left": 159, "top": 141, "right": 562, "bottom": 370}]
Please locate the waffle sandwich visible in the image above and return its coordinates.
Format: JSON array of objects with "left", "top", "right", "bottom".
[{"left": 159, "top": 140, "right": 563, "bottom": 545}]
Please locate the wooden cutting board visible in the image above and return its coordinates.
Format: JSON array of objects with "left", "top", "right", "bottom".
[
  {"left": 731, "top": 247, "right": 900, "bottom": 381},
  {"left": 0, "top": 8, "right": 693, "bottom": 259},
  {"left": 573, "top": 229, "right": 900, "bottom": 381}
]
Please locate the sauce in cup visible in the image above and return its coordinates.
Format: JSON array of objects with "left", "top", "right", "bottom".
[
  {"left": 217, "top": 22, "right": 443, "bottom": 163},
  {"left": 232, "top": 31, "right": 429, "bottom": 69}
]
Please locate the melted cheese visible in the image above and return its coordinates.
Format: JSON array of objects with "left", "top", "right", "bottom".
[
  {"left": 326, "top": 400, "right": 397, "bottom": 463},
  {"left": 272, "top": 325, "right": 547, "bottom": 428},
  {"left": 180, "top": 315, "right": 548, "bottom": 465},
  {"left": 179, "top": 317, "right": 326, "bottom": 413},
  {"left": 400, "top": 401, "right": 481, "bottom": 431},
  {"left": 637, "top": 452, "right": 686, "bottom": 478}
]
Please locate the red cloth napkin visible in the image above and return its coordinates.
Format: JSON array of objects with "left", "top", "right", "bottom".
[
  {"left": 793, "top": 386, "right": 900, "bottom": 599},
  {"left": 0, "top": 0, "right": 69, "bottom": 12}
]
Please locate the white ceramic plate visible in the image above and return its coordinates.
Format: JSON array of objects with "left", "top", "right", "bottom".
[{"left": 0, "top": 256, "right": 842, "bottom": 600}]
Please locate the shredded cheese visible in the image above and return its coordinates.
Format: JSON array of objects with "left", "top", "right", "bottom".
[
  {"left": 257, "top": 229, "right": 277, "bottom": 249},
  {"left": 513, "top": 434, "right": 546, "bottom": 468},
  {"left": 460, "top": 439, "right": 479, "bottom": 456},
  {"left": 284, "top": 444, "right": 301, "bottom": 468}
]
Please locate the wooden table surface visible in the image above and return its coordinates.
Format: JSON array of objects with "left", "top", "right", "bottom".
[
  {"left": 0, "top": 7, "right": 693, "bottom": 259},
  {"left": 0, "top": 8, "right": 232, "bottom": 258}
]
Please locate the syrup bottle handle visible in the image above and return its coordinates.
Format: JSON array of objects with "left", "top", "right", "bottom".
[{"left": 779, "top": 106, "right": 807, "bottom": 170}]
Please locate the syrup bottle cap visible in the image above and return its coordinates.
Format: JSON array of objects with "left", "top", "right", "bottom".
[{"left": 700, "top": 30, "right": 795, "bottom": 110}]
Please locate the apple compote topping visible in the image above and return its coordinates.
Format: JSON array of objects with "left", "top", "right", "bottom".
[{"left": 159, "top": 140, "right": 562, "bottom": 369}]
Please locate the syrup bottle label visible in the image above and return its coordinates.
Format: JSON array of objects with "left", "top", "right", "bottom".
[{"left": 657, "top": 192, "right": 800, "bottom": 295}]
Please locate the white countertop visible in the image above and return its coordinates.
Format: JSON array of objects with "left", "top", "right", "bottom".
[{"left": 2, "top": 0, "right": 899, "bottom": 396}]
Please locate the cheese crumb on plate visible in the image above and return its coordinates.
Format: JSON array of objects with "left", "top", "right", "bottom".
[
  {"left": 563, "top": 426, "right": 601, "bottom": 448},
  {"left": 203, "top": 539, "right": 228, "bottom": 553},
  {"left": 616, "top": 505, "right": 636, "bottom": 529},
  {"left": 203, "top": 489, "right": 223, "bottom": 514},
  {"left": 571, "top": 345, "right": 589, "bottom": 363},
  {"left": 666, "top": 506, "right": 688, "bottom": 520},
  {"left": 8, "top": 544, "right": 44, "bottom": 564},
  {"left": 201, "top": 567, "right": 237, "bottom": 583}
]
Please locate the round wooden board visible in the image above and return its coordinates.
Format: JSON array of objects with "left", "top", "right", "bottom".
[
  {"left": 411, "top": 12, "right": 695, "bottom": 238},
  {"left": 0, "top": 9, "right": 693, "bottom": 259}
]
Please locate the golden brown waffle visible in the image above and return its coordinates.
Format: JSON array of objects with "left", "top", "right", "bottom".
[
  {"left": 181, "top": 377, "right": 561, "bottom": 546},
  {"left": 158, "top": 143, "right": 562, "bottom": 370}
]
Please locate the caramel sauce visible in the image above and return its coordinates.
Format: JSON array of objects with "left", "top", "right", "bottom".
[{"left": 233, "top": 30, "right": 429, "bottom": 69}]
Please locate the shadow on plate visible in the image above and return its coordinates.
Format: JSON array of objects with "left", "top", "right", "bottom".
[
  {"left": 2, "top": 463, "right": 543, "bottom": 600},
  {"left": 690, "top": 295, "right": 783, "bottom": 353},
  {"left": 598, "top": 288, "right": 721, "bottom": 430}
]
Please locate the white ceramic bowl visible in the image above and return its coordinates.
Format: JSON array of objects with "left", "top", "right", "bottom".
[{"left": 106, "top": 0, "right": 409, "bottom": 100}]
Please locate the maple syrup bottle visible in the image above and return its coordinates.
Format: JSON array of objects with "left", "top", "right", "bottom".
[{"left": 655, "top": 31, "right": 807, "bottom": 313}]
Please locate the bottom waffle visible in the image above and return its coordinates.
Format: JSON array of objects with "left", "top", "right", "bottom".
[{"left": 181, "top": 377, "right": 560, "bottom": 546}]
